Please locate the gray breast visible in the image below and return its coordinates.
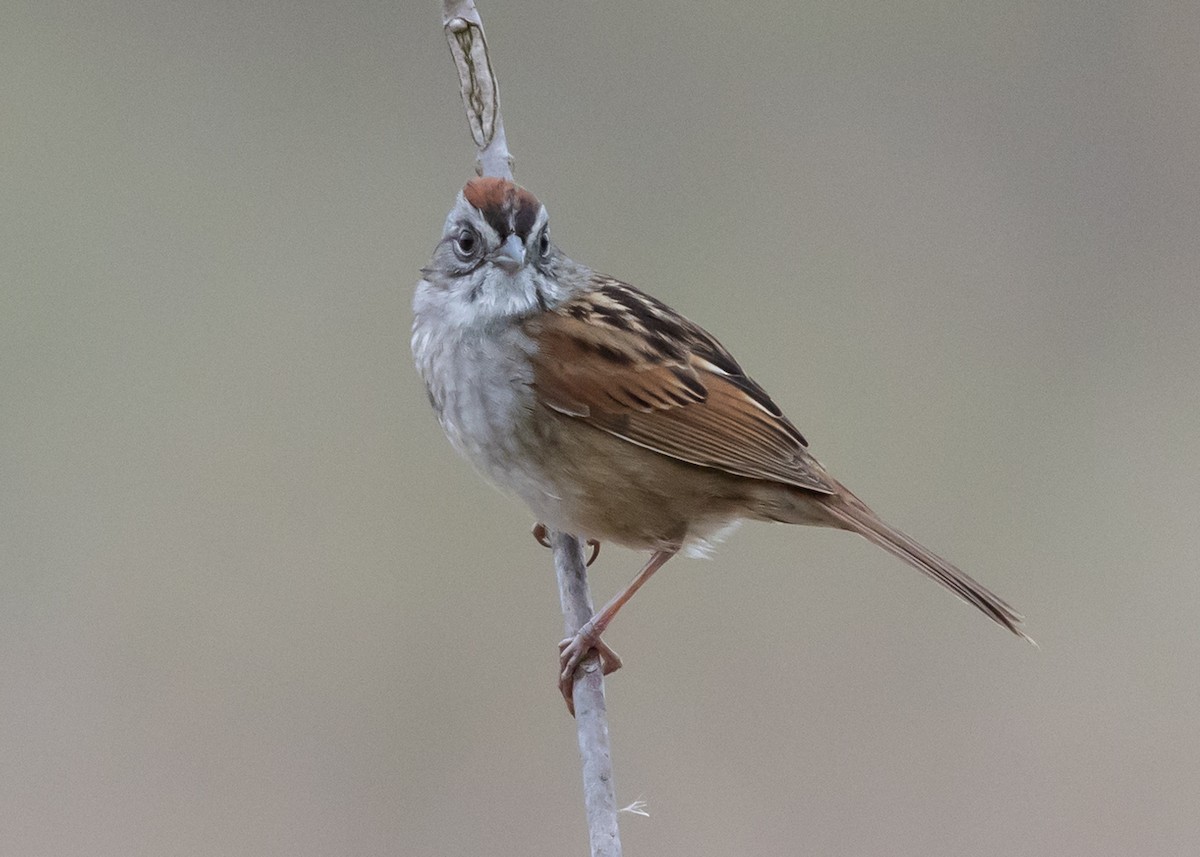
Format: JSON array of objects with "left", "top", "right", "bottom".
[{"left": 415, "top": 318, "right": 545, "bottom": 487}]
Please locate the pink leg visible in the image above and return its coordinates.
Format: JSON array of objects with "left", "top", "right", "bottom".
[{"left": 559, "top": 548, "right": 679, "bottom": 714}]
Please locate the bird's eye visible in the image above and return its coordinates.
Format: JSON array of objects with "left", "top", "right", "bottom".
[
  {"left": 537, "top": 228, "right": 550, "bottom": 258},
  {"left": 453, "top": 228, "right": 480, "bottom": 260}
]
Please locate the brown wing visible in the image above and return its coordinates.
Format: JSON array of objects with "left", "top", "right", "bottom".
[{"left": 523, "top": 277, "right": 836, "bottom": 494}]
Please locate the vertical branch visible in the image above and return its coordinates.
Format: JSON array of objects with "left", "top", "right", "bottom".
[
  {"left": 438, "top": 3, "right": 623, "bottom": 855},
  {"left": 553, "top": 533, "right": 622, "bottom": 857},
  {"left": 441, "top": 0, "right": 513, "bottom": 180}
]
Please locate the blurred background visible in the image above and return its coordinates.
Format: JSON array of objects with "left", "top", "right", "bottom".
[{"left": 3, "top": 1, "right": 1199, "bottom": 854}]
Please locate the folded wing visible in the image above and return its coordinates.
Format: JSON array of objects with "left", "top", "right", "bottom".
[{"left": 524, "top": 277, "right": 835, "bottom": 495}]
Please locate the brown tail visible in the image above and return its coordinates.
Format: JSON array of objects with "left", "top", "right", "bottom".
[{"left": 821, "top": 495, "right": 1031, "bottom": 642}]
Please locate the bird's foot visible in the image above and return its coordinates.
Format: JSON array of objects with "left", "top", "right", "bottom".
[
  {"left": 531, "top": 523, "right": 600, "bottom": 566},
  {"left": 558, "top": 620, "right": 622, "bottom": 716}
]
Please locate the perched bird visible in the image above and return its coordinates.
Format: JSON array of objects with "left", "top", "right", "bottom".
[{"left": 412, "top": 177, "right": 1028, "bottom": 712}]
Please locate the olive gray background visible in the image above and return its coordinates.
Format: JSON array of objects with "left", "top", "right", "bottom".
[{"left": 4, "top": 1, "right": 1198, "bottom": 855}]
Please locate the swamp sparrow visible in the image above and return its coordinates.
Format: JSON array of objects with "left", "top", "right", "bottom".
[{"left": 412, "top": 178, "right": 1028, "bottom": 712}]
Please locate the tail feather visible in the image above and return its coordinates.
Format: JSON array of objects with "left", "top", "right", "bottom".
[{"left": 822, "top": 498, "right": 1031, "bottom": 642}]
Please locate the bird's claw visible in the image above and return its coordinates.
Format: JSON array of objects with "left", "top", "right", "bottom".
[
  {"left": 558, "top": 622, "right": 622, "bottom": 716},
  {"left": 531, "top": 523, "right": 600, "bottom": 566}
]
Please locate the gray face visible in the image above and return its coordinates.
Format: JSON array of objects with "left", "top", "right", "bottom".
[{"left": 418, "top": 179, "right": 567, "bottom": 327}]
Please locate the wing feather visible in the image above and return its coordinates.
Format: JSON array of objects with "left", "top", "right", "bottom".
[{"left": 524, "top": 278, "right": 835, "bottom": 494}]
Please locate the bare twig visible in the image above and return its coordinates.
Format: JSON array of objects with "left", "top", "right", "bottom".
[
  {"left": 441, "top": 0, "right": 513, "bottom": 179},
  {"left": 553, "top": 532, "right": 622, "bottom": 856},
  {"left": 438, "top": 3, "right": 623, "bottom": 855}
]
